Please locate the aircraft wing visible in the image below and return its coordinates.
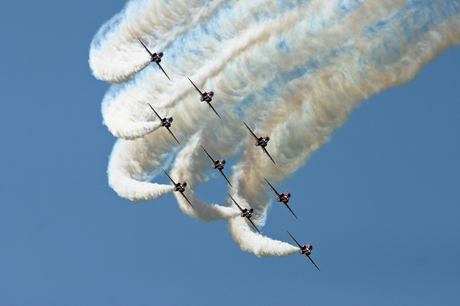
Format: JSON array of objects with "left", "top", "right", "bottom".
[
  {"left": 156, "top": 62, "right": 171, "bottom": 81},
  {"left": 138, "top": 38, "right": 153, "bottom": 57},
  {"left": 243, "top": 122, "right": 259, "bottom": 141},
  {"left": 162, "top": 168, "right": 176, "bottom": 186},
  {"left": 262, "top": 147, "right": 276, "bottom": 165},
  {"left": 283, "top": 202, "right": 298, "bottom": 219},
  {"left": 286, "top": 231, "right": 302, "bottom": 249},
  {"left": 228, "top": 194, "right": 243, "bottom": 212},
  {"left": 187, "top": 77, "right": 203, "bottom": 95},
  {"left": 264, "top": 178, "right": 280, "bottom": 197},
  {"left": 180, "top": 192, "right": 194, "bottom": 209},
  {"left": 148, "top": 103, "right": 163, "bottom": 121},
  {"left": 206, "top": 101, "right": 221, "bottom": 119},
  {"left": 201, "top": 146, "right": 215, "bottom": 163},
  {"left": 247, "top": 217, "right": 261, "bottom": 234},
  {"left": 218, "top": 169, "right": 233, "bottom": 187},
  {"left": 306, "top": 255, "right": 321, "bottom": 272},
  {"left": 166, "top": 127, "right": 180, "bottom": 144}
]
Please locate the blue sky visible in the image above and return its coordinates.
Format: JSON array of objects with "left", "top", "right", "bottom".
[{"left": 1, "top": 1, "right": 459, "bottom": 305}]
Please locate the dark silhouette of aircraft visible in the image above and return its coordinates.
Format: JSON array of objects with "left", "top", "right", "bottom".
[
  {"left": 187, "top": 77, "right": 221, "bottom": 119},
  {"left": 162, "top": 169, "right": 193, "bottom": 208},
  {"left": 201, "top": 146, "right": 232, "bottom": 187},
  {"left": 148, "top": 104, "right": 180, "bottom": 144},
  {"left": 264, "top": 178, "right": 297, "bottom": 219},
  {"left": 228, "top": 194, "right": 260, "bottom": 234},
  {"left": 243, "top": 122, "right": 275, "bottom": 164},
  {"left": 287, "top": 231, "right": 320, "bottom": 271},
  {"left": 138, "top": 38, "right": 171, "bottom": 81}
]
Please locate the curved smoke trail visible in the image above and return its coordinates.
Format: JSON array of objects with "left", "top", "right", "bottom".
[{"left": 90, "top": 0, "right": 460, "bottom": 257}]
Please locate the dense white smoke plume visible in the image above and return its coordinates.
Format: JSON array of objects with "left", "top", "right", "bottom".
[{"left": 90, "top": 0, "right": 460, "bottom": 257}]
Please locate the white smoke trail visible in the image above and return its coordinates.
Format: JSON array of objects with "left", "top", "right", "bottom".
[
  {"left": 99, "top": 0, "right": 320, "bottom": 140},
  {"left": 91, "top": 0, "right": 460, "bottom": 257},
  {"left": 108, "top": 139, "right": 174, "bottom": 201},
  {"left": 168, "top": 131, "right": 239, "bottom": 219},
  {"left": 89, "top": 0, "right": 236, "bottom": 83}
]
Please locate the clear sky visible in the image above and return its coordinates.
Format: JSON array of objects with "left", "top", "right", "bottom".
[{"left": 1, "top": 1, "right": 459, "bottom": 305}]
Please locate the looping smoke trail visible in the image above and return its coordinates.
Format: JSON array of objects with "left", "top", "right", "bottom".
[
  {"left": 229, "top": 218, "right": 299, "bottom": 257},
  {"left": 91, "top": 0, "right": 460, "bottom": 257},
  {"left": 168, "top": 131, "right": 240, "bottom": 219},
  {"left": 108, "top": 139, "right": 175, "bottom": 201},
  {"left": 89, "top": 0, "right": 234, "bottom": 83}
]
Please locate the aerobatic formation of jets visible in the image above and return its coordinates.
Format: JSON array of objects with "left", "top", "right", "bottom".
[{"left": 137, "top": 38, "right": 319, "bottom": 271}]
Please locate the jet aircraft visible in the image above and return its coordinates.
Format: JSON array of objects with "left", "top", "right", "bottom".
[
  {"left": 228, "top": 194, "right": 260, "bottom": 234},
  {"left": 201, "top": 146, "right": 232, "bottom": 187},
  {"left": 243, "top": 122, "right": 276, "bottom": 164},
  {"left": 162, "top": 169, "right": 194, "bottom": 208},
  {"left": 187, "top": 77, "right": 221, "bottom": 119},
  {"left": 148, "top": 103, "right": 180, "bottom": 144},
  {"left": 264, "top": 178, "right": 297, "bottom": 219},
  {"left": 287, "top": 231, "right": 320, "bottom": 271},
  {"left": 138, "top": 38, "right": 171, "bottom": 81}
]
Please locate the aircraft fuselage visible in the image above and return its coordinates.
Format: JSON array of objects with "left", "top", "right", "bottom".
[
  {"left": 277, "top": 193, "right": 291, "bottom": 204},
  {"left": 255, "top": 137, "right": 269, "bottom": 147},
  {"left": 300, "top": 245, "right": 312, "bottom": 256},
  {"left": 151, "top": 53, "right": 163, "bottom": 63},
  {"left": 212, "top": 160, "right": 225, "bottom": 170},
  {"left": 161, "top": 118, "right": 173, "bottom": 127},
  {"left": 241, "top": 208, "right": 254, "bottom": 218},
  {"left": 174, "top": 182, "right": 187, "bottom": 193},
  {"left": 200, "top": 92, "right": 214, "bottom": 102}
]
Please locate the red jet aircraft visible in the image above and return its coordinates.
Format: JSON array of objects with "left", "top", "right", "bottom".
[
  {"left": 228, "top": 194, "right": 260, "bottom": 234},
  {"left": 162, "top": 169, "right": 193, "bottom": 208},
  {"left": 138, "top": 38, "right": 171, "bottom": 81},
  {"left": 264, "top": 178, "right": 297, "bottom": 219},
  {"left": 287, "top": 231, "right": 320, "bottom": 271},
  {"left": 243, "top": 122, "right": 275, "bottom": 164},
  {"left": 148, "top": 104, "right": 180, "bottom": 144},
  {"left": 188, "top": 77, "right": 221, "bottom": 119},
  {"left": 201, "top": 146, "right": 232, "bottom": 187}
]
